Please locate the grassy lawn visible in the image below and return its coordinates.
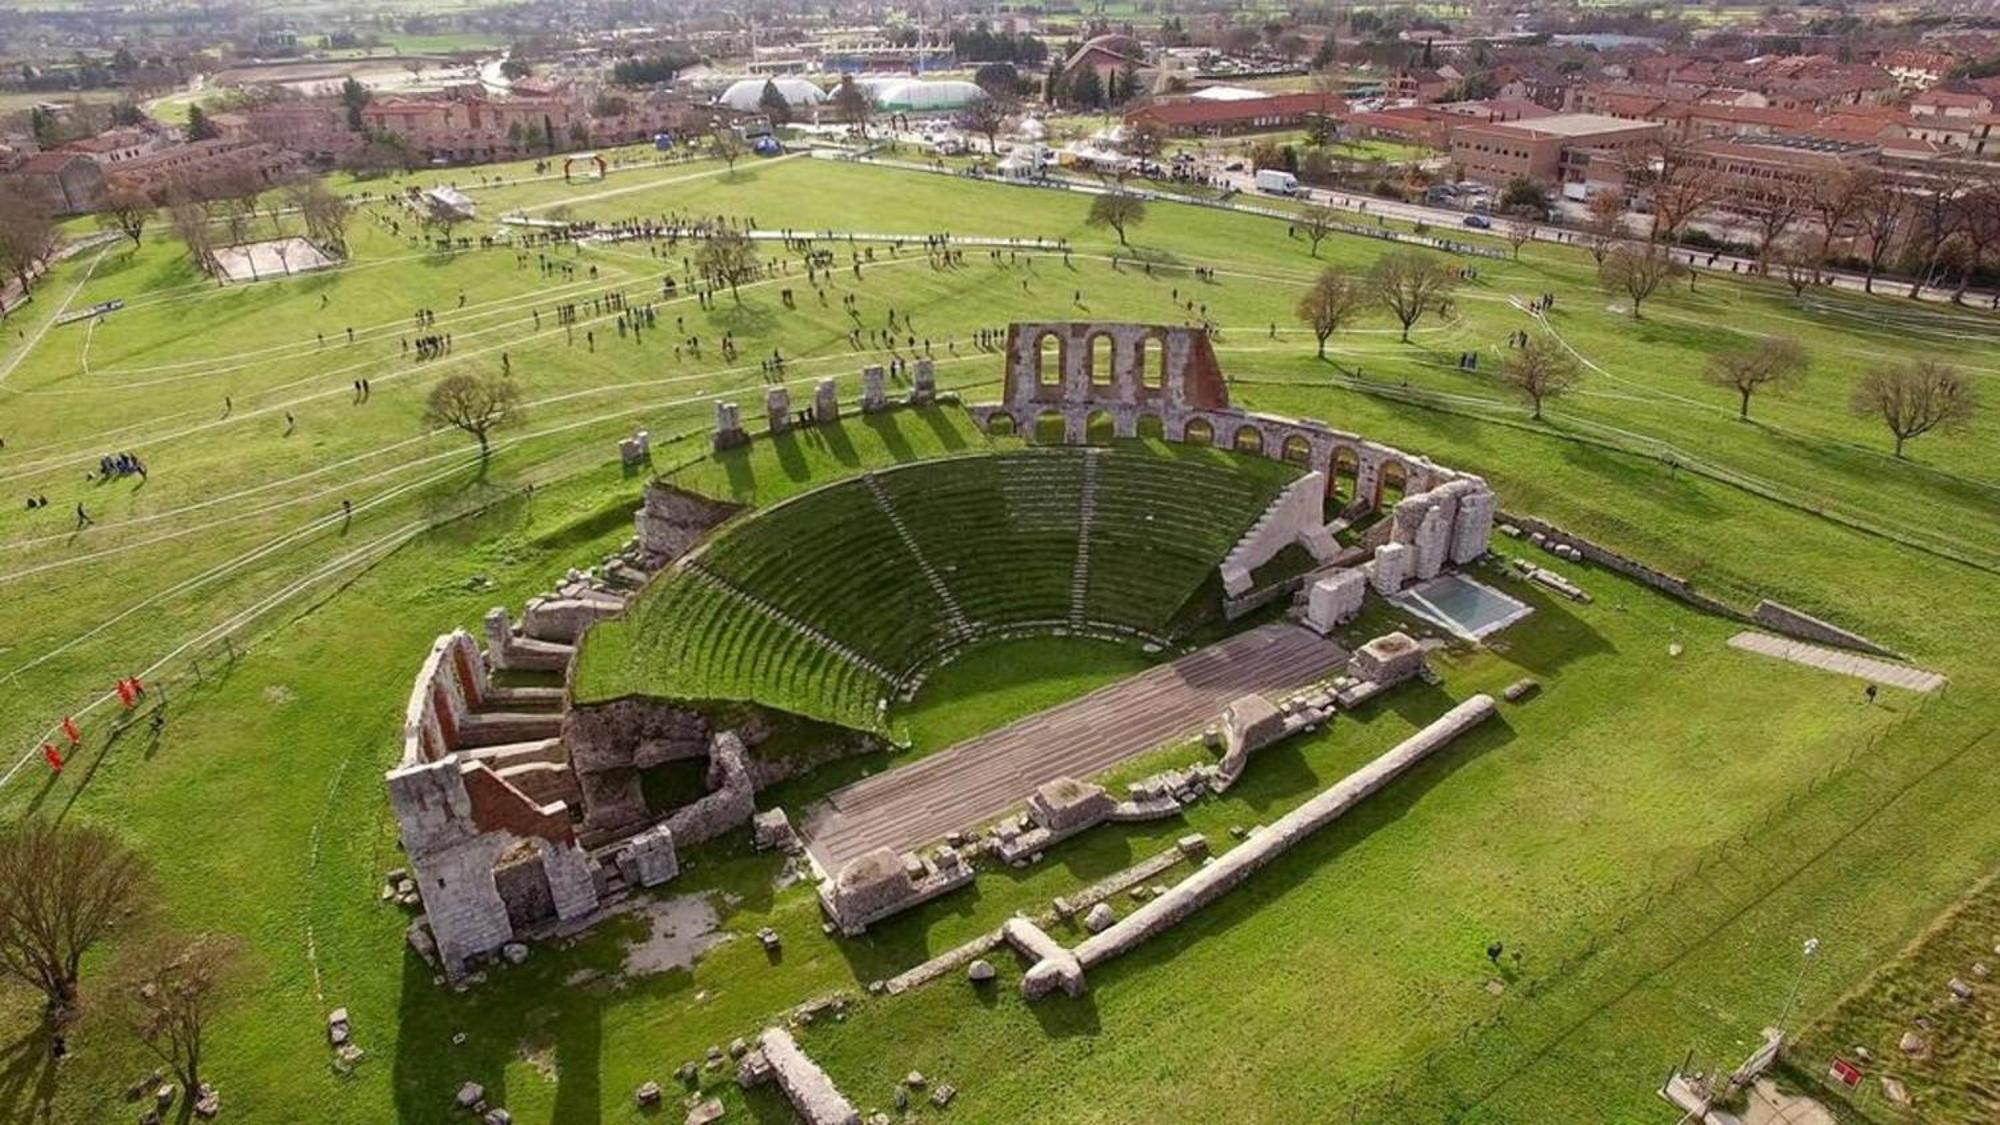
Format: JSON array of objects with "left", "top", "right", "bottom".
[{"left": 0, "top": 147, "right": 1994, "bottom": 1124}]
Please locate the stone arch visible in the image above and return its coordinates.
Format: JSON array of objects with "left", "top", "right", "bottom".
[
  {"left": 1036, "top": 332, "right": 1065, "bottom": 388},
  {"left": 1330, "top": 444, "right": 1360, "bottom": 501},
  {"left": 1033, "top": 410, "right": 1068, "bottom": 444},
  {"left": 1376, "top": 458, "right": 1409, "bottom": 507},
  {"left": 1280, "top": 433, "right": 1313, "bottom": 466},
  {"left": 1139, "top": 331, "right": 1168, "bottom": 390},
  {"left": 1085, "top": 408, "right": 1116, "bottom": 445},
  {"left": 1135, "top": 412, "right": 1165, "bottom": 440},
  {"left": 1087, "top": 332, "right": 1116, "bottom": 388},
  {"left": 1232, "top": 424, "right": 1265, "bottom": 456},
  {"left": 986, "top": 412, "right": 1017, "bottom": 437},
  {"left": 1184, "top": 417, "right": 1215, "bottom": 447}
]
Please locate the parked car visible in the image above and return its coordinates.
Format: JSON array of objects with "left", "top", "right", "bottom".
[{"left": 1462, "top": 215, "right": 1492, "bottom": 229}]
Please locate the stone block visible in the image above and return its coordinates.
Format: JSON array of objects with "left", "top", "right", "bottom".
[
  {"left": 1027, "top": 777, "right": 1112, "bottom": 834},
  {"left": 1369, "top": 542, "right": 1411, "bottom": 595},
  {"left": 713, "top": 401, "right": 746, "bottom": 450},
  {"left": 1352, "top": 631, "right": 1425, "bottom": 686},
  {"left": 911, "top": 359, "right": 936, "bottom": 404},
  {"left": 615, "top": 824, "right": 680, "bottom": 888},
  {"left": 1305, "top": 568, "right": 1367, "bottom": 632},
  {"left": 814, "top": 379, "right": 839, "bottom": 422},
  {"left": 766, "top": 385, "right": 792, "bottom": 434},
  {"left": 860, "top": 365, "right": 887, "bottom": 412}
]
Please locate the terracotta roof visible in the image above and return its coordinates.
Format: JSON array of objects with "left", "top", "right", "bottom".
[
  {"left": 17, "top": 151, "right": 90, "bottom": 173},
  {"left": 1127, "top": 91, "right": 1341, "bottom": 128}
]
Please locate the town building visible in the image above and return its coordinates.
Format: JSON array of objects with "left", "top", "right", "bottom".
[{"left": 1447, "top": 112, "right": 1661, "bottom": 187}]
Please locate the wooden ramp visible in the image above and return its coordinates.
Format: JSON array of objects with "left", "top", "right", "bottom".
[
  {"left": 800, "top": 624, "right": 1348, "bottom": 873},
  {"left": 1727, "top": 631, "right": 1946, "bottom": 694}
]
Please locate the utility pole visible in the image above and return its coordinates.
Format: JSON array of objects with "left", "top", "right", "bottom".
[{"left": 1775, "top": 936, "right": 1821, "bottom": 1034}]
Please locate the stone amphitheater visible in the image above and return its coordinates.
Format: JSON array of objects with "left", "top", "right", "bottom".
[{"left": 382, "top": 319, "right": 1507, "bottom": 1118}]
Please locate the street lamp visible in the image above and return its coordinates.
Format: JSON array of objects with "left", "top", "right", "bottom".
[{"left": 1775, "top": 936, "right": 1821, "bottom": 1034}]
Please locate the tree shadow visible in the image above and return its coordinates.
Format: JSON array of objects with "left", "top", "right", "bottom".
[{"left": 0, "top": 1023, "right": 58, "bottom": 1125}]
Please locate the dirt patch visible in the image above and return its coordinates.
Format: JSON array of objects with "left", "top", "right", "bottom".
[{"left": 621, "top": 892, "right": 732, "bottom": 976}]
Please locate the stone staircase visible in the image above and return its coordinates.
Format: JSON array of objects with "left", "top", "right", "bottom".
[
  {"left": 862, "top": 472, "right": 973, "bottom": 638},
  {"left": 1068, "top": 451, "right": 1100, "bottom": 628},
  {"left": 685, "top": 563, "right": 894, "bottom": 682}
]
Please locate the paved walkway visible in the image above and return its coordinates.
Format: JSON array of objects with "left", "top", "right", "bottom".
[
  {"left": 800, "top": 624, "right": 1348, "bottom": 871},
  {"left": 1728, "top": 631, "right": 1946, "bottom": 693}
]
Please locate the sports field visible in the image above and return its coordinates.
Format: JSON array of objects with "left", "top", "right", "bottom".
[{"left": 0, "top": 148, "right": 1994, "bottom": 1123}]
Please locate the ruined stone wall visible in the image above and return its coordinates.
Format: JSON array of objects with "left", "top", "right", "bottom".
[
  {"left": 561, "top": 696, "right": 714, "bottom": 833},
  {"left": 1002, "top": 322, "right": 1228, "bottom": 413},
  {"left": 1218, "top": 471, "right": 1340, "bottom": 597},
  {"left": 1751, "top": 600, "right": 1900, "bottom": 658},
  {"left": 760, "top": 1028, "right": 861, "bottom": 1125},
  {"left": 1065, "top": 695, "right": 1496, "bottom": 974},
  {"left": 635, "top": 480, "right": 743, "bottom": 561},
  {"left": 657, "top": 732, "right": 757, "bottom": 847},
  {"left": 1496, "top": 511, "right": 1743, "bottom": 621}
]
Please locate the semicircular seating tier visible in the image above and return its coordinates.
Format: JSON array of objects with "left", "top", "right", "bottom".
[{"left": 572, "top": 445, "right": 1300, "bottom": 730}]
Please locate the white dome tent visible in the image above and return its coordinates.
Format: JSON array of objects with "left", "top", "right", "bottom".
[
  {"left": 717, "top": 76, "right": 827, "bottom": 112},
  {"left": 855, "top": 77, "right": 985, "bottom": 113}
]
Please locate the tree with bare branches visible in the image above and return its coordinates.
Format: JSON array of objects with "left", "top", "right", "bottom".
[
  {"left": 287, "top": 180, "right": 352, "bottom": 258},
  {"left": 1704, "top": 336, "right": 1808, "bottom": 420},
  {"left": 1299, "top": 202, "right": 1337, "bottom": 257},
  {"left": 0, "top": 819, "right": 151, "bottom": 1023},
  {"left": 98, "top": 183, "right": 153, "bottom": 248},
  {"left": 1852, "top": 175, "right": 1906, "bottom": 294},
  {"left": 1627, "top": 136, "right": 1725, "bottom": 244},
  {"left": 120, "top": 933, "right": 241, "bottom": 1110},
  {"left": 1945, "top": 182, "right": 2000, "bottom": 304},
  {"left": 695, "top": 228, "right": 759, "bottom": 302},
  {"left": 707, "top": 128, "right": 745, "bottom": 172},
  {"left": 1367, "top": 249, "right": 1457, "bottom": 342},
  {"left": 0, "top": 192, "right": 58, "bottom": 298},
  {"left": 167, "top": 189, "right": 218, "bottom": 278},
  {"left": 1850, "top": 360, "right": 1977, "bottom": 457},
  {"left": 1296, "top": 266, "right": 1366, "bottom": 359},
  {"left": 1597, "top": 242, "right": 1682, "bottom": 318},
  {"left": 1744, "top": 181, "right": 1809, "bottom": 271},
  {"left": 1808, "top": 167, "right": 1875, "bottom": 281},
  {"left": 1773, "top": 233, "right": 1820, "bottom": 297},
  {"left": 424, "top": 373, "right": 522, "bottom": 460},
  {"left": 1500, "top": 336, "right": 1582, "bottom": 420},
  {"left": 1087, "top": 189, "right": 1147, "bottom": 247},
  {"left": 1501, "top": 217, "right": 1535, "bottom": 259},
  {"left": 957, "top": 93, "right": 1013, "bottom": 155},
  {"left": 1582, "top": 189, "right": 1626, "bottom": 265}
]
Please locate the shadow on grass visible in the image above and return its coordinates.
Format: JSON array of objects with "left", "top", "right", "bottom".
[
  {"left": 1086, "top": 713, "right": 1513, "bottom": 991},
  {"left": 0, "top": 1023, "right": 56, "bottom": 1125}
]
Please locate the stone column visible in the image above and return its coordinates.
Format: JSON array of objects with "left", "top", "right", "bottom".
[
  {"left": 766, "top": 386, "right": 792, "bottom": 434},
  {"left": 910, "top": 359, "right": 935, "bottom": 404},
  {"left": 860, "top": 365, "right": 887, "bottom": 412},
  {"left": 713, "top": 401, "right": 747, "bottom": 450},
  {"left": 814, "top": 379, "right": 839, "bottom": 422}
]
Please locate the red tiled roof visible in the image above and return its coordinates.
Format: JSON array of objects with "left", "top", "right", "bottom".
[{"left": 1127, "top": 92, "right": 1342, "bottom": 128}]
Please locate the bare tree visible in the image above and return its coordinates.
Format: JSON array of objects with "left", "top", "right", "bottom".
[
  {"left": 1367, "top": 249, "right": 1457, "bottom": 342},
  {"left": 1946, "top": 182, "right": 2000, "bottom": 304},
  {"left": 0, "top": 192, "right": 58, "bottom": 297},
  {"left": 1809, "top": 168, "right": 1875, "bottom": 281},
  {"left": 1627, "top": 136, "right": 1725, "bottom": 244},
  {"left": 1299, "top": 202, "right": 1337, "bottom": 257},
  {"left": 424, "top": 373, "right": 522, "bottom": 460},
  {"left": 1582, "top": 189, "right": 1626, "bottom": 265},
  {"left": 1773, "top": 233, "right": 1820, "bottom": 297},
  {"left": 957, "top": 93, "right": 1011, "bottom": 155},
  {"left": 287, "top": 180, "right": 352, "bottom": 257},
  {"left": 1501, "top": 217, "right": 1535, "bottom": 260},
  {"left": 120, "top": 933, "right": 240, "bottom": 1110},
  {"left": 1900, "top": 165, "right": 1968, "bottom": 299},
  {"left": 0, "top": 819, "right": 151, "bottom": 1023},
  {"left": 1745, "top": 180, "right": 1809, "bottom": 271},
  {"left": 165, "top": 184, "right": 219, "bottom": 279},
  {"left": 1704, "top": 336, "right": 1808, "bottom": 420},
  {"left": 1086, "top": 189, "right": 1147, "bottom": 247},
  {"left": 1850, "top": 360, "right": 1977, "bottom": 457},
  {"left": 1296, "top": 266, "right": 1366, "bottom": 359},
  {"left": 1851, "top": 177, "right": 1906, "bottom": 295},
  {"left": 831, "top": 77, "right": 878, "bottom": 136},
  {"left": 707, "top": 128, "right": 745, "bottom": 172},
  {"left": 98, "top": 182, "right": 153, "bottom": 248},
  {"left": 1499, "top": 336, "right": 1582, "bottom": 420},
  {"left": 696, "top": 228, "right": 759, "bottom": 302},
  {"left": 1597, "top": 243, "right": 1682, "bottom": 318}
]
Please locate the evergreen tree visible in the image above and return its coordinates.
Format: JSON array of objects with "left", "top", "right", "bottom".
[
  {"left": 1071, "top": 66, "right": 1104, "bottom": 108},
  {"left": 185, "top": 105, "right": 219, "bottom": 142},
  {"left": 758, "top": 79, "right": 792, "bottom": 125}
]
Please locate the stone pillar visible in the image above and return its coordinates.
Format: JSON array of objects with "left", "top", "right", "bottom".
[
  {"left": 1414, "top": 504, "right": 1449, "bottom": 581},
  {"left": 814, "top": 379, "right": 839, "bottom": 422},
  {"left": 713, "top": 401, "right": 747, "bottom": 450},
  {"left": 1369, "top": 542, "right": 1411, "bottom": 594},
  {"left": 386, "top": 761, "right": 515, "bottom": 976},
  {"left": 1305, "top": 568, "right": 1367, "bottom": 632},
  {"left": 910, "top": 359, "right": 935, "bottom": 404},
  {"left": 540, "top": 839, "right": 601, "bottom": 922},
  {"left": 860, "top": 365, "right": 887, "bottom": 412},
  {"left": 766, "top": 385, "right": 791, "bottom": 434},
  {"left": 1450, "top": 487, "right": 1496, "bottom": 564},
  {"left": 615, "top": 824, "right": 680, "bottom": 887},
  {"left": 482, "top": 608, "right": 515, "bottom": 671}
]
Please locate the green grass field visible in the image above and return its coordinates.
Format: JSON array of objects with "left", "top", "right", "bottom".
[{"left": 0, "top": 147, "right": 1995, "bottom": 1124}]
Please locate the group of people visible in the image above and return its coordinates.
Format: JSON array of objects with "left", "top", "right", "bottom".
[{"left": 94, "top": 451, "right": 146, "bottom": 481}]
